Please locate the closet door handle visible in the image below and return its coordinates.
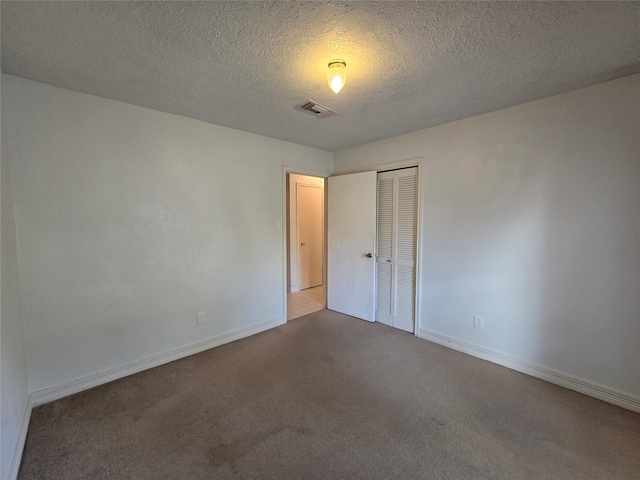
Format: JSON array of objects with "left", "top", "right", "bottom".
[{"left": 365, "top": 253, "right": 373, "bottom": 258}]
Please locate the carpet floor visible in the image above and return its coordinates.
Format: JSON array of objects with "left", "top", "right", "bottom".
[{"left": 19, "top": 310, "right": 640, "bottom": 479}]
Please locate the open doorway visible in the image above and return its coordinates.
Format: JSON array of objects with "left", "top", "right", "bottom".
[{"left": 286, "top": 173, "right": 326, "bottom": 321}]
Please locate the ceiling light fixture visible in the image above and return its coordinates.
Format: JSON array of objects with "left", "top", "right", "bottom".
[{"left": 327, "top": 60, "right": 347, "bottom": 94}]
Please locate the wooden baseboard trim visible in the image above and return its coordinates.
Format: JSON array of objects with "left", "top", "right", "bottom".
[
  {"left": 31, "top": 316, "right": 285, "bottom": 407},
  {"left": 7, "top": 393, "right": 32, "bottom": 480},
  {"left": 419, "top": 328, "right": 640, "bottom": 413}
]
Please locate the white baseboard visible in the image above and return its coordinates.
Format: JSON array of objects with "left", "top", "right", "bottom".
[
  {"left": 7, "top": 393, "right": 32, "bottom": 480},
  {"left": 419, "top": 328, "right": 640, "bottom": 414},
  {"left": 31, "top": 316, "right": 285, "bottom": 407}
]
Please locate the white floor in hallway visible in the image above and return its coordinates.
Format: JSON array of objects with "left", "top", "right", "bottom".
[{"left": 287, "top": 286, "right": 325, "bottom": 321}]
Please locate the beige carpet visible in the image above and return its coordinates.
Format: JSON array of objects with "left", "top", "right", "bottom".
[{"left": 19, "top": 310, "right": 640, "bottom": 479}]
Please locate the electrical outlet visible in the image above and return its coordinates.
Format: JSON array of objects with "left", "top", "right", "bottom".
[
  {"left": 474, "top": 315, "right": 485, "bottom": 330},
  {"left": 196, "top": 311, "right": 205, "bottom": 325}
]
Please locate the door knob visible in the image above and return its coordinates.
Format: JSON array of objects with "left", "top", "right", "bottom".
[
  {"left": 300, "top": 242, "right": 306, "bottom": 246},
  {"left": 365, "top": 253, "right": 373, "bottom": 258}
]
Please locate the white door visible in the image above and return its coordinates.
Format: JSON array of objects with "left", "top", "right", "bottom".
[
  {"left": 327, "top": 171, "right": 377, "bottom": 322},
  {"left": 298, "top": 184, "right": 324, "bottom": 289},
  {"left": 376, "top": 167, "right": 418, "bottom": 332}
]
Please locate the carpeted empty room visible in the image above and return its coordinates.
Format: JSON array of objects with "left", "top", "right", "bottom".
[{"left": 18, "top": 311, "right": 640, "bottom": 479}]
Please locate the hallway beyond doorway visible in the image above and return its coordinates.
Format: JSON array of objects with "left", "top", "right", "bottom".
[{"left": 287, "top": 286, "right": 325, "bottom": 321}]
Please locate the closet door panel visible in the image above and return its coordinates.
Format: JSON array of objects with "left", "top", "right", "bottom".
[
  {"left": 376, "top": 167, "right": 417, "bottom": 333},
  {"left": 393, "top": 169, "right": 417, "bottom": 332},
  {"left": 376, "top": 173, "right": 395, "bottom": 325}
]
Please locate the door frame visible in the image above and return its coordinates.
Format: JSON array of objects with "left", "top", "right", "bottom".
[
  {"left": 333, "top": 157, "right": 423, "bottom": 336},
  {"left": 282, "top": 166, "right": 329, "bottom": 323}
]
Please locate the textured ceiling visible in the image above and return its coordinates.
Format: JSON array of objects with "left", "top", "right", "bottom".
[{"left": 2, "top": 1, "right": 639, "bottom": 152}]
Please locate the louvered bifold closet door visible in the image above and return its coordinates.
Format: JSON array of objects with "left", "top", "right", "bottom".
[
  {"left": 376, "top": 173, "right": 395, "bottom": 327},
  {"left": 376, "top": 167, "right": 417, "bottom": 333},
  {"left": 393, "top": 168, "right": 418, "bottom": 332}
]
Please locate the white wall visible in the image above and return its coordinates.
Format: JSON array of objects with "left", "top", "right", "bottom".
[
  {"left": 287, "top": 174, "right": 324, "bottom": 293},
  {"left": 1, "top": 75, "right": 30, "bottom": 480},
  {"left": 334, "top": 74, "right": 640, "bottom": 398},
  {"left": 3, "top": 75, "right": 333, "bottom": 394}
]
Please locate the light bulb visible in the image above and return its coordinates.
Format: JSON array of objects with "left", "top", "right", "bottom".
[{"left": 327, "top": 60, "right": 347, "bottom": 94}]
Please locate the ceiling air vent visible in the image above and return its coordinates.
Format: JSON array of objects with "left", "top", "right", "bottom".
[{"left": 294, "top": 100, "right": 337, "bottom": 118}]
